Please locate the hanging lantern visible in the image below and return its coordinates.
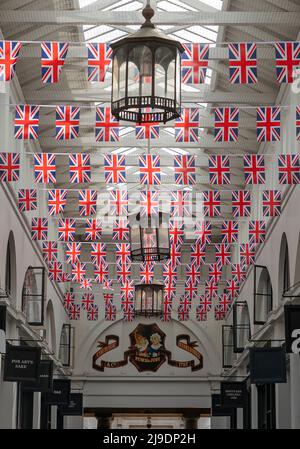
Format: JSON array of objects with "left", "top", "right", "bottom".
[
  {"left": 135, "top": 283, "right": 164, "bottom": 317},
  {"left": 110, "top": 1, "right": 184, "bottom": 124}
]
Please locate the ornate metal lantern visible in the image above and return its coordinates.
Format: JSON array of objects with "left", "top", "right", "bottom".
[
  {"left": 135, "top": 283, "right": 164, "bottom": 317},
  {"left": 110, "top": 1, "right": 184, "bottom": 124}
]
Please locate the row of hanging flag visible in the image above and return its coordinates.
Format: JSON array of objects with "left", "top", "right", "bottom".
[
  {"left": 1, "top": 41, "right": 300, "bottom": 85},
  {"left": 9, "top": 104, "right": 300, "bottom": 142}
]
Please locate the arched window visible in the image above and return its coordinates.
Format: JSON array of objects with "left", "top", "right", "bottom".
[
  {"left": 233, "top": 301, "right": 251, "bottom": 352},
  {"left": 22, "top": 267, "right": 45, "bottom": 325},
  {"left": 59, "top": 324, "right": 73, "bottom": 367},
  {"left": 254, "top": 265, "right": 273, "bottom": 325},
  {"left": 45, "top": 301, "right": 56, "bottom": 353},
  {"left": 278, "top": 233, "right": 290, "bottom": 297},
  {"left": 5, "top": 232, "right": 16, "bottom": 300}
]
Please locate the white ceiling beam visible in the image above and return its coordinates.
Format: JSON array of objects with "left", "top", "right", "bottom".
[{"left": 265, "top": 0, "right": 300, "bottom": 12}]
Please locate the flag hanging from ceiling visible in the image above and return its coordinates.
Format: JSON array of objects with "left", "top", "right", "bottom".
[
  {"left": 116, "top": 243, "right": 131, "bottom": 266},
  {"left": 161, "top": 297, "right": 172, "bottom": 322},
  {"left": 87, "top": 43, "right": 112, "bottom": 83},
  {"left": 297, "top": 106, "right": 300, "bottom": 141},
  {"left": 256, "top": 106, "right": 281, "bottom": 142},
  {"left": 170, "top": 243, "right": 181, "bottom": 268},
  {"left": 190, "top": 243, "right": 206, "bottom": 266},
  {"left": 0, "top": 153, "right": 20, "bottom": 182},
  {"left": 48, "top": 261, "right": 63, "bottom": 282},
  {"left": 215, "top": 243, "right": 231, "bottom": 266},
  {"left": 196, "top": 297, "right": 211, "bottom": 322},
  {"left": 205, "top": 280, "right": 219, "bottom": 299},
  {"left": 110, "top": 189, "right": 128, "bottom": 216},
  {"left": 169, "top": 220, "right": 184, "bottom": 246},
  {"left": 232, "top": 190, "right": 251, "bottom": 217},
  {"left": 104, "top": 154, "right": 126, "bottom": 184},
  {"left": 186, "top": 263, "right": 201, "bottom": 286},
  {"left": 139, "top": 154, "right": 161, "bottom": 185},
  {"left": 221, "top": 221, "right": 238, "bottom": 244},
  {"left": 231, "top": 263, "right": 247, "bottom": 283},
  {"left": 14, "top": 105, "right": 40, "bottom": 140},
  {"left": 34, "top": 153, "right": 56, "bottom": 184},
  {"left": 240, "top": 243, "right": 256, "bottom": 267},
  {"left": 68, "top": 304, "right": 81, "bottom": 321},
  {"left": 31, "top": 218, "right": 48, "bottom": 241},
  {"left": 218, "top": 294, "right": 232, "bottom": 313},
  {"left": 48, "top": 189, "right": 67, "bottom": 215},
  {"left": 85, "top": 219, "right": 102, "bottom": 241},
  {"left": 65, "top": 242, "right": 81, "bottom": 265},
  {"left": 120, "top": 280, "right": 134, "bottom": 301},
  {"left": 228, "top": 42, "right": 257, "bottom": 84},
  {"left": 80, "top": 278, "right": 93, "bottom": 291},
  {"left": 95, "top": 106, "right": 119, "bottom": 142},
  {"left": 174, "top": 155, "right": 196, "bottom": 186},
  {"left": 262, "top": 190, "right": 281, "bottom": 217},
  {"left": 91, "top": 242, "right": 107, "bottom": 266},
  {"left": 81, "top": 293, "right": 94, "bottom": 310},
  {"left": 214, "top": 107, "right": 239, "bottom": 142},
  {"left": 209, "top": 263, "right": 222, "bottom": 284},
  {"left": 18, "top": 189, "right": 37, "bottom": 212},
  {"left": 163, "top": 283, "right": 176, "bottom": 301},
  {"left": 78, "top": 189, "right": 97, "bottom": 216},
  {"left": 163, "top": 260, "right": 177, "bottom": 286},
  {"left": 140, "top": 190, "right": 159, "bottom": 217},
  {"left": 42, "top": 241, "right": 58, "bottom": 263},
  {"left": 140, "top": 262, "right": 155, "bottom": 284},
  {"left": 41, "top": 42, "right": 68, "bottom": 84},
  {"left": 122, "top": 307, "right": 135, "bottom": 322},
  {"left": 58, "top": 218, "right": 76, "bottom": 241},
  {"left": 194, "top": 221, "right": 212, "bottom": 245},
  {"left": 135, "top": 110, "right": 160, "bottom": 140},
  {"left": 63, "top": 292, "right": 75, "bottom": 310},
  {"left": 243, "top": 154, "right": 265, "bottom": 185},
  {"left": 178, "top": 304, "right": 190, "bottom": 321},
  {"left": 55, "top": 106, "right": 80, "bottom": 140},
  {"left": 117, "top": 261, "right": 131, "bottom": 284},
  {"left": 202, "top": 191, "right": 221, "bottom": 217},
  {"left": 105, "top": 303, "right": 116, "bottom": 321},
  {"left": 69, "top": 154, "right": 91, "bottom": 183},
  {"left": 275, "top": 41, "right": 300, "bottom": 84},
  {"left": 170, "top": 190, "right": 191, "bottom": 218},
  {"left": 209, "top": 155, "right": 230, "bottom": 185},
  {"left": 87, "top": 304, "right": 99, "bottom": 321},
  {"left": 71, "top": 262, "right": 86, "bottom": 282},
  {"left": 112, "top": 218, "right": 129, "bottom": 241},
  {"left": 278, "top": 154, "right": 300, "bottom": 184},
  {"left": 249, "top": 220, "right": 266, "bottom": 244},
  {"left": 0, "top": 41, "right": 22, "bottom": 81},
  {"left": 226, "top": 279, "right": 240, "bottom": 299},
  {"left": 175, "top": 108, "right": 199, "bottom": 143},
  {"left": 181, "top": 43, "right": 209, "bottom": 84},
  {"left": 94, "top": 262, "right": 109, "bottom": 284}
]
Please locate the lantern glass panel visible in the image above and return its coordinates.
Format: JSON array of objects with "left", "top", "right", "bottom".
[
  {"left": 155, "top": 46, "right": 175, "bottom": 100},
  {"left": 113, "top": 47, "right": 127, "bottom": 102},
  {"left": 128, "top": 45, "right": 153, "bottom": 98}
]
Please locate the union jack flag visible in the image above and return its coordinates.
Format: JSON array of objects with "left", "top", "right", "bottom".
[
  {"left": 140, "top": 190, "right": 159, "bottom": 217},
  {"left": 31, "top": 218, "right": 48, "bottom": 241},
  {"left": 278, "top": 154, "right": 300, "bottom": 184},
  {"left": 41, "top": 42, "right": 69, "bottom": 84},
  {"left": 232, "top": 190, "right": 251, "bottom": 217},
  {"left": 181, "top": 43, "right": 209, "bottom": 84},
  {"left": 116, "top": 243, "right": 131, "bottom": 266},
  {"left": 228, "top": 42, "right": 257, "bottom": 84},
  {"left": 69, "top": 154, "right": 91, "bottom": 183},
  {"left": 56, "top": 106, "right": 80, "bottom": 140},
  {"left": 113, "top": 218, "right": 129, "bottom": 241},
  {"left": 231, "top": 264, "right": 247, "bottom": 283},
  {"left": 104, "top": 280, "right": 113, "bottom": 291},
  {"left": 262, "top": 190, "right": 281, "bottom": 217},
  {"left": 297, "top": 106, "right": 300, "bottom": 141},
  {"left": 139, "top": 154, "right": 161, "bottom": 185},
  {"left": 218, "top": 294, "right": 232, "bottom": 313},
  {"left": 240, "top": 243, "right": 256, "bottom": 267},
  {"left": 122, "top": 307, "right": 135, "bottom": 322},
  {"left": 205, "top": 280, "right": 218, "bottom": 299},
  {"left": 0, "top": 153, "right": 20, "bottom": 182},
  {"left": 120, "top": 280, "right": 134, "bottom": 302},
  {"left": 196, "top": 301, "right": 209, "bottom": 321},
  {"left": 58, "top": 219, "right": 76, "bottom": 241},
  {"left": 257, "top": 107, "right": 281, "bottom": 142},
  {"left": 78, "top": 189, "right": 97, "bottom": 216},
  {"left": 168, "top": 244, "right": 180, "bottom": 268},
  {"left": 243, "top": 155, "right": 265, "bottom": 185},
  {"left": 214, "top": 107, "right": 239, "bottom": 142},
  {"left": 174, "top": 155, "right": 196, "bottom": 185},
  {"left": 209, "top": 155, "right": 230, "bottom": 185},
  {"left": 14, "top": 105, "right": 40, "bottom": 140},
  {"left": 81, "top": 293, "right": 94, "bottom": 310},
  {"left": 105, "top": 303, "right": 116, "bottom": 321},
  {"left": 0, "top": 41, "right": 22, "bottom": 81},
  {"left": 65, "top": 242, "right": 81, "bottom": 265},
  {"left": 163, "top": 260, "right": 177, "bottom": 285},
  {"left": 186, "top": 263, "right": 201, "bottom": 286},
  {"left": 184, "top": 283, "right": 196, "bottom": 301},
  {"left": 209, "top": 263, "right": 222, "bottom": 284},
  {"left": 163, "top": 283, "right": 176, "bottom": 300},
  {"left": 60, "top": 272, "right": 72, "bottom": 283},
  {"left": 226, "top": 279, "right": 240, "bottom": 299},
  {"left": 202, "top": 191, "right": 221, "bottom": 217},
  {"left": 175, "top": 108, "right": 199, "bottom": 143},
  {"left": 104, "top": 293, "right": 114, "bottom": 306},
  {"left": 85, "top": 219, "right": 102, "bottom": 241},
  {"left": 63, "top": 292, "right": 75, "bottom": 310},
  {"left": 42, "top": 241, "right": 58, "bottom": 263},
  {"left": 110, "top": 189, "right": 128, "bottom": 216},
  {"left": 48, "top": 261, "right": 63, "bottom": 282},
  {"left": 68, "top": 304, "right": 81, "bottom": 321},
  {"left": 80, "top": 278, "right": 93, "bottom": 291},
  {"left": 104, "top": 154, "right": 126, "bottom": 184},
  {"left": 161, "top": 297, "right": 172, "bottom": 322},
  {"left": 87, "top": 42, "right": 112, "bottom": 83},
  {"left": 71, "top": 262, "right": 86, "bottom": 282},
  {"left": 194, "top": 221, "right": 212, "bottom": 245},
  {"left": 18, "top": 189, "right": 37, "bottom": 212},
  {"left": 215, "top": 243, "right": 231, "bottom": 266},
  {"left": 95, "top": 106, "right": 119, "bottom": 142},
  {"left": 140, "top": 262, "right": 155, "bottom": 284},
  {"left": 87, "top": 304, "right": 99, "bottom": 321},
  {"left": 94, "top": 262, "right": 109, "bottom": 284},
  {"left": 180, "top": 294, "right": 193, "bottom": 311},
  {"left": 221, "top": 221, "right": 238, "bottom": 244},
  {"left": 169, "top": 221, "right": 184, "bottom": 246},
  {"left": 48, "top": 189, "right": 67, "bottom": 215},
  {"left": 91, "top": 242, "right": 107, "bottom": 266},
  {"left": 34, "top": 153, "right": 56, "bottom": 183},
  {"left": 117, "top": 262, "right": 131, "bottom": 285},
  {"left": 190, "top": 243, "right": 206, "bottom": 266},
  {"left": 249, "top": 220, "right": 266, "bottom": 244},
  {"left": 178, "top": 304, "right": 190, "bottom": 321},
  {"left": 275, "top": 41, "right": 300, "bottom": 84},
  {"left": 135, "top": 109, "right": 160, "bottom": 140},
  {"left": 170, "top": 191, "right": 191, "bottom": 217}
]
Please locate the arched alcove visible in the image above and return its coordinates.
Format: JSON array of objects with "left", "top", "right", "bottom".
[
  {"left": 278, "top": 233, "right": 290, "bottom": 298},
  {"left": 58, "top": 324, "right": 72, "bottom": 367},
  {"left": 22, "top": 266, "right": 45, "bottom": 325},
  {"left": 5, "top": 231, "right": 17, "bottom": 302},
  {"left": 254, "top": 266, "right": 273, "bottom": 324},
  {"left": 45, "top": 300, "right": 56, "bottom": 353}
]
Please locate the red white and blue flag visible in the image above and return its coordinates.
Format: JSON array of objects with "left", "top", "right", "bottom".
[
  {"left": 163, "top": 283, "right": 176, "bottom": 301},
  {"left": 186, "top": 263, "right": 201, "bottom": 286},
  {"left": 169, "top": 221, "right": 184, "bottom": 246},
  {"left": 18, "top": 189, "right": 37, "bottom": 212},
  {"left": 65, "top": 242, "right": 81, "bottom": 265},
  {"left": 194, "top": 221, "right": 212, "bottom": 245},
  {"left": 48, "top": 261, "right": 63, "bottom": 282},
  {"left": 209, "top": 263, "right": 222, "bottom": 284},
  {"left": 140, "top": 262, "right": 155, "bottom": 284},
  {"left": 87, "top": 43, "right": 112, "bottom": 83},
  {"left": 249, "top": 220, "right": 266, "bottom": 244},
  {"left": 78, "top": 189, "right": 97, "bottom": 216},
  {"left": 56, "top": 106, "right": 80, "bottom": 140},
  {"left": 68, "top": 304, "right": 81, "bottom": 321},
  {"left": 221, "top": 221, "right": 238, "bottom": 243},
  {"left": 228, "top": 42, "right": 257, "bottom": 84},
  {"left": 136, "top": 110, "right": 160, "bottom": 140},
  {"left": 91, "top": 242, "right": 107, "bottom": 266},
  {"left": 196, "top": 296, "right": 211, "bottom": 321},
  {"left": 42, "top": 241, "right": 58, "bottom": 263},
  {"left": 85, "top": 219, "right": 102, "bottom": 241},
  {"left": 140, "top": 190, "right": 159, "bottom": 217},
  {"left": 139, "top": 154, "right": 161, "bottom": 185},
  {"left": 117, "top": 262, "right": 131, "bottom": 285},
  {"left": 63, "top": 292, "right": 75, "bottom": 310},
  {"left": 31, "top": 218, "right": 48, "bottom": 240},
  {"left": 232, "top": 190, "right": 251, "bottom": 217},
  {"left": 80, "top": 278, "right": 93, "bottom": 291},
  {"left": 116, "top": 243, "right": 131, "bottom": 266},
  {"left": 34, "top": 153, "right": 56, "bottom": 183},
  {"left": 202, "top": 191, "right": 221, "bottom": 217},
  {"left": 174, "top": 155, "right": 196, "bottom": 186},
  {"left": 71, "top": 262, "right": 86, "bottom": 282},
  {"left": 209, "top": 155, "right": 230, "bottom": 185},
  {"left": 81, "top": 293, "right": 94, "bottom": 310},
  {"left": 104, "top": 154, "right": 126, "bottom": 184},
  {"left": 94, "top": 262, "right": 109, "bottom": 284},
  {"left": 262, "top": 190, "right": 281, "bottom": 217},
  {"left": 218, "top": 294, "right": 232, "bottom": 313},
  {"left": 122, "top": 307, "right": 135, "bottom": 322},
  {"left": 48, "top": 189, "right": 67, "bottom": 215},
  {"left": 243, "top": 154, "right": 265, "bottom": 185},
  {"left": 170, "top": 244, "right": 181, "bottom": 268},
  {"left": 14, "top": 105, "right": 40, "bottom": 140},
  {"left": 113, "top": 218, "right": 129, "bottom": 241},
  {"left": 214, "top": 107, "right": 239, "bottom": 142},
  {"left": 0, "top": 153, "right": 20, "bottom": 182},
  {"left": 170, "top": 191, "right": 191, "bottom": 217},
  {"left": 297, "top": 106, "right": 300, "bottom": 141},
  {"left": 175, "top": 108, "right": 199, "bottom": 142},
  {"left": 178, "top": 304, "right": 190, "bottom": 321},
  {"left": 161, "top": 297, "right": 172, "bottom": 322},
  {"left": 87, "top": 304, "right": 99, "bottom": 321},
  {"left": 104, "top": 293, "right": 114, "bottom": 306},
  {"left": 95, "top": 106, "right": 119, "bottom": 142},
  {"left": 240, "top": 244, "right": 256, "bottom": 267},
  {"left": 231, "top": 263, "right": 247, "bottom": 283},
  {"left": 257, "top": 107, "right": 281, "bottom": 142},
  {"left": 278, "top": 154, "right": 300, "bottom": 184},
  {"left": 190, "top": 243, "right": 206, "bottom": 266},
  {"left": 275, "top": 41, "right": 300, "bottom": 84},
  {"left": 120, "top": 280, "right": 134, "bottom": 301},
  {"left": 181, "top": 43, "right": 209, "bottom": 84},
  {"left": 163, "top": 260, "right": 177, "bottom": 285},
  {"left": 69, "top": 154, "right": 91, "bottom": 183},
  {"left": 205, "top": 280, "right": 218, "bottom": 299},
  {"left": 226, "top": 279, "right": 240, "bottom": 299},
  {"left": 215, "top": 243, "right": 231, "bottom": 266},
  {"left": 105, "top": 303, "right": 116, "bottom": 321},
  {"left": 110, "top": 189, "right": 128, "bottom": 216},
  {"left": 0, "top": 41, "right": 22, "bottom": 81},
  {"left": 41, "top": 42, "right": 68, "bottom": 84},
  {"left": 58, "top": 218, "right": 76, "bottom": 241}
]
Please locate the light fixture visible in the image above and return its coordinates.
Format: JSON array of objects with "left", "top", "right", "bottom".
[
  {"left": 110, "top": 1, "right": 184, "bottom": 124},
  {"left": 135, "top": 283, "right": 164, "bottom": 317}
]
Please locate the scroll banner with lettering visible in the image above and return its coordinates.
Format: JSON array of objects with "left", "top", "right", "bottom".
[
  {"left": 22, "top": 360, "right": 53, "bottom": 393},
  {"left": 4, "top": 344, "right": 41, "bottom": 382},
  {"left": 220, "top": 381, "right": 247, "bottom": 408},
  {"left": 284, "top": 305, "right": 300, "bottom": 353},
  {"left": 92, "top": 323, "right": 203, "bottom": 373}
]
